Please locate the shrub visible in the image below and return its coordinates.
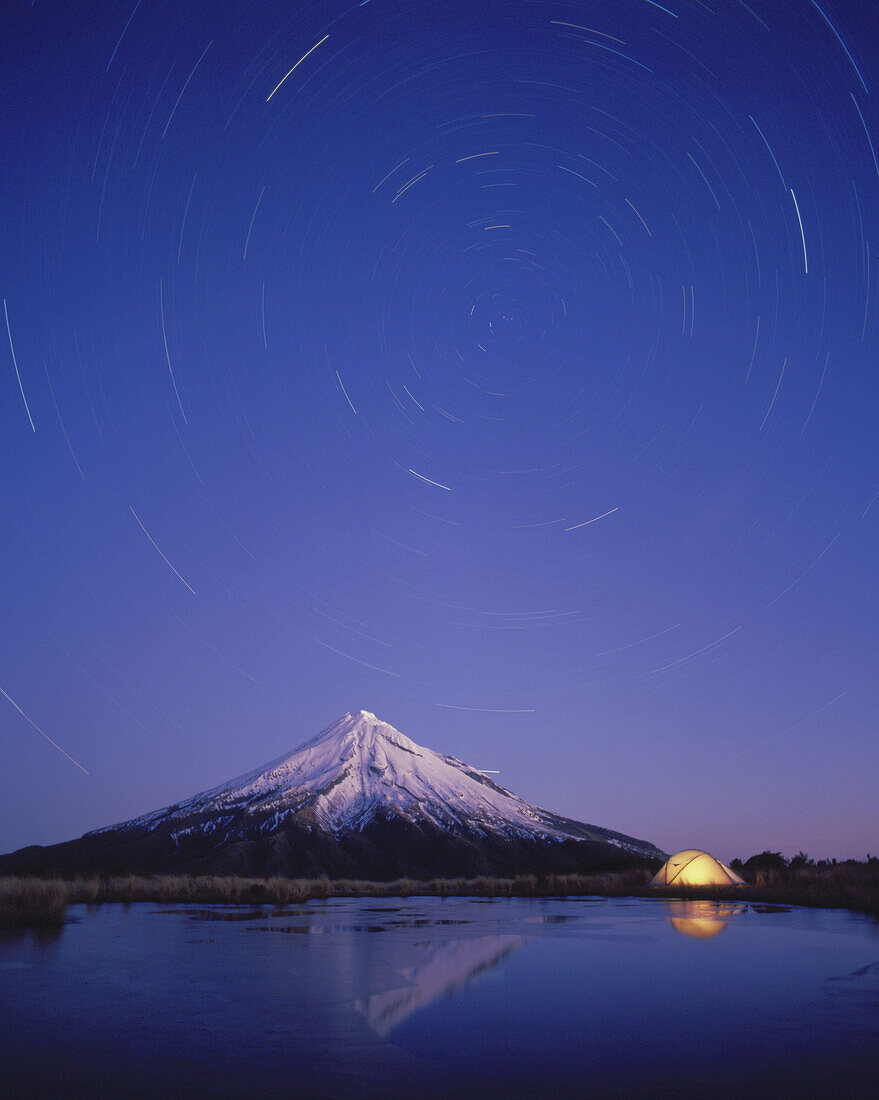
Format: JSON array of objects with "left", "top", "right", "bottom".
[{"left": 743, "top": 851, "right": 788, "bottom": 882}]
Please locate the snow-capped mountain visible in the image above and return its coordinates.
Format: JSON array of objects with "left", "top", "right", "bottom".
[{"left": 0, "top": 710, "right": 663, "bottom": 878}]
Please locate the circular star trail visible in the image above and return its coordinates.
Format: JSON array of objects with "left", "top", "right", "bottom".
[{"left": 1, "top": 0, "right": 877, "bottom": 858}]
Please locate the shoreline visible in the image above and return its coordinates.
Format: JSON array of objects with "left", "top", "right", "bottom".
[{"left": 3, "top": 867, "right": 878, "bottom": 929}]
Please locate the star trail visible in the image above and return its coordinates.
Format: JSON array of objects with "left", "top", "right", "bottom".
[{"left": 1, "top": 0, "right": 877, "bottom": 860}]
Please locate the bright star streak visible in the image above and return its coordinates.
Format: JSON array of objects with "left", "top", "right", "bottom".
[
  {"left": 0, "top": 685, "right": 89, "bottom": 774},
  {"left": 565, "top": 507, "right": 618, "bottom": 531},
  {"left": 3, "top": 299, "right": 35, "bottom": 432},
  {"left": 267, "top": 35, "right": 330, "bottom": 102},
  {"left": 129, "top": 506, "right": 197, "bottom": 595},
  {"left": 790, "top": 189, "right": 808, "bottom": 274},
  {"left": 409, "top": 468, "right": 451, "bottom": 491},
  {"left": 437, "top": 704, "right": 536, "bottom": 713},
  {"left": 336, "top": 371, "right": 357, "bottom": 413}
]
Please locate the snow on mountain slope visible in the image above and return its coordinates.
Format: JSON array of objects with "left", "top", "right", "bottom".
[{"left": 90, "top": 710, "right": 661, "bottom": 858}]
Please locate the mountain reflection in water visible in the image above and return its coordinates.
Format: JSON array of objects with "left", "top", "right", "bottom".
[
  {"left": 3, "top": 897, "right": 879, "bottom": 1097},
  {"left": 666, "top": 899, "right": 746, "bottom": 939},
  {"left": 355, "top": 935, "right": 524, "bottom": 1036}
]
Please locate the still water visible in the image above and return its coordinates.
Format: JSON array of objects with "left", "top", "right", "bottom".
[{"left": 2, "top": 895, "right": 878, "bottom": 1097}]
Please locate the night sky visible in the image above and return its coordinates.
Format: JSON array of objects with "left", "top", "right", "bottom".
[{"left": 2, "top": 0, "right": 877, "bottom": 862}]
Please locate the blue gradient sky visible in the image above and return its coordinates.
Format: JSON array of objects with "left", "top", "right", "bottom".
[{"left": 2, "top": 0, "right": 877, "bottom": 861}]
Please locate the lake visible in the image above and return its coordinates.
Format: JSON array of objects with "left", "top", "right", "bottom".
[{"left": 2, "top": 895, "right": 878, "bottom": 1097}]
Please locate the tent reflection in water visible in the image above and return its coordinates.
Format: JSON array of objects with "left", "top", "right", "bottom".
[
  {"left": 666, "top": 900, "right": 744, "bottom": 939},
  {"left": 650, "top": 849, "right": 746, "bottom": 888}
]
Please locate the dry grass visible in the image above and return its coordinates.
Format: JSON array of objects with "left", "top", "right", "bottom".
[
  {"left": 0, "top": 877, "right": 70, "bottom": 929},
  {"left": 3, "top": 863, "right": 878, "bottom": 929},
  {"left": 0, "top": 869, "right": 653, "bottom": 926}
]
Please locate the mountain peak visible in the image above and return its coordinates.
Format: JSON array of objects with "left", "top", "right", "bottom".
[
  {"left": 78, "top": 710, "right": 663, "bottom": 863},
  {"left": 329, "top": 708, "right": 390, "bottom": 733},
  {"left": 3, "top": 710, "right": 665, "bottom": 877},
  {"left": 304, "top": 710, "right": 417, "bottom": 758}
]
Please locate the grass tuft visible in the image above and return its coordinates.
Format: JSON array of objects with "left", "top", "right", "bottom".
[{"left": 0, "top": 877, "right": 69, "bottom": 929}]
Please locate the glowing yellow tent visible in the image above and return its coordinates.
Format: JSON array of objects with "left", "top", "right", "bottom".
[{"left": 650, "top": 849, "right": 745, "bottom": 888}]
